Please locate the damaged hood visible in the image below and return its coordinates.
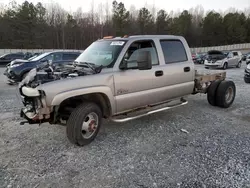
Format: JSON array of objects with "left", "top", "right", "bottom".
[
  {"left": 10, "top": 59, "right": 30, "bottom": 66},
  {"left": 18, "top": 63, "right": 105, "bottom": 90},
  {"left": 207, "top": 50, "right": 226, "bottom": 61}
]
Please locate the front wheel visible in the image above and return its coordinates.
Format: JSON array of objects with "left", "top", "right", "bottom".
[
  {"left": 223, "top": 62, "right": 228, "bottom": 70},
  {"left": 66, "top": 102, "right": 102, "bottom": 146},
  {"left": 236, "top": 61, "right": 241, "bottom": 68}
]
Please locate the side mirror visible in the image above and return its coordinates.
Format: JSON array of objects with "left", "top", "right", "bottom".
[
  {"left": 137, "top": 51, "right": 152, "bottom": 70},
  {"left": 119, "top": 59, "right": 128, "bottom": 70}
]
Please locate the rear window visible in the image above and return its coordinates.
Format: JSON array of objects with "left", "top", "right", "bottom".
[
  {"left": 233, "top": 52, "right": 238, "bottom": 56},
  {"left": 160, "top": 40, "right": 188, "bottom": 64}
]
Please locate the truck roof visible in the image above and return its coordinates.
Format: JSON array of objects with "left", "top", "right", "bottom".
[{"left": 97, "top": 35, "right": 184, "bottom": 41}]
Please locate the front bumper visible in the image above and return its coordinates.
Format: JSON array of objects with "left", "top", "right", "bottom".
[
  {"left": 204, "top": 63, "right": 223, "bottom": 68},
  {"left": 19, "top": 86, "right": 53, "bottom": 124},
  {"left": 4, "top": 67, "right": 19, "bottom": 82}
]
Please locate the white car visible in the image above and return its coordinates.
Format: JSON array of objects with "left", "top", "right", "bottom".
[{"left": 205, "top": 50, "right": 242, "bottom": 69}]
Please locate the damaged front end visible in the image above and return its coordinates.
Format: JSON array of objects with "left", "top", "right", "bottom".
[
  {"left": 18, "top": 68, "right": 53, "bottom": 124},
  {"left": 18, "top": 63, "right": 103, "bottom": 125}
]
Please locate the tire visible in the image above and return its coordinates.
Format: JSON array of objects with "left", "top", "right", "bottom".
[
  {"left": 66, "top": 102, "right": 102, "bottom": 146},
  {"left": 223, "top": 62, "right": 228, "bottom": 70},
  {"left": 236, "top": 61, "right": 241, "bottom": 68},
  {"left": 215, "top": 80, "right": 236, "bottom": 108},
  {"left": 244, "top": 77, "right": 250, "bottom": 83},
  {"left": 207, "top": 80, "right": 222, "bottom": 106}
]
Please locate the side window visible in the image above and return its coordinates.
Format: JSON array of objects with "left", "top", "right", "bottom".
[
  {"left": 160, "top": 40, "right": 188, "bottom": 64},
  {"left": 4, "top": 54, "right": 13, "bottom": 60},
  {"left": 40, "top": 54, "right": 53, "bottom": 62},
  {"left": 122, "top": 40, "right": 159, "bottom": 69},
  {"left": 228, "top": 52, "right": 233, "bottom": 58},
  {"left": 62, "top": 53, "right": 79, "bottom": 60},
  {"left": 233, "top": 52, "right": 238, "bottom": 56},
  {"left": 53, "top": 53, "right": 62, "bottom": 61},
  {"left": 14, "top": 54, "right": 24, "bottom": 59}
]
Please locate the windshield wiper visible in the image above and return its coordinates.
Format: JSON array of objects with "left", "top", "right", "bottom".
[{"left": 75, "top": 61, "right": 103, "bottom": 74}]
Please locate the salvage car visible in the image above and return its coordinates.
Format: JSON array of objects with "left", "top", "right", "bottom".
[
  {"left": 18, "top": 35, "right": 236, "bottom": 146},
  {"left": 4, "top": 50, "right": 81, "bottom": 83},
  {"left": 204, "top": 50, "right": 242, "bottom": 69}
]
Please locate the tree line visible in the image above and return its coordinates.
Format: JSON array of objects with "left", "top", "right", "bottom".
[{"left": 0, "top": 0, "right": 250, "bottom": 49}]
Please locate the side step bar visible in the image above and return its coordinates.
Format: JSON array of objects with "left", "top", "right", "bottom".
[{"left": 110, "top": 98, "right": 188, "bottom": 123}]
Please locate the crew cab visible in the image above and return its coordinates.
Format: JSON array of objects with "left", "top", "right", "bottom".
[
  {"left": 204, "top": 50, "right": 242, "bottom": 69},
  {"left": 18, "top": 35, "right": 236, "bottom": 146}
]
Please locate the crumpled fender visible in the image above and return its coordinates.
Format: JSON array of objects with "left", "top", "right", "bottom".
[{"left": 50, "top": 86, "right": 116, "bottom": 114}]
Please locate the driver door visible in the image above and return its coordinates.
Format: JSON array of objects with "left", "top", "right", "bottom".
[
  {"left": 227, "top": 52, "right": 234, "bottom": 66},
  {"left": 113, "top": 40, "right": 165, "bottom": 114}
]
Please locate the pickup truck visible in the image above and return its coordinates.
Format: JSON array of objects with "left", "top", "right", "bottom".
[{"left": 18, "top": 35, "right": 236, "bottom": 146}]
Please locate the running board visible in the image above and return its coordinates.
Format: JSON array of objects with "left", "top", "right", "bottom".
[{"left": 110, "top": 98, "right": 188, "bottom": 123}]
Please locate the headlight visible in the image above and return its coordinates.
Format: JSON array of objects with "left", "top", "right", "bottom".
[
  {"left": 11, "top": 63, "right": 23, "bottom": 68},
  {"left": 21, "top": 87, "right": 40, "bottom": 97},
  {"left": 215, "top": 61, "right": 222, "bottom": 64}
]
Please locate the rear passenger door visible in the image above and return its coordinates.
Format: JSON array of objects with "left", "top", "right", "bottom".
[{"left": 157, "top": 39, "right": 195, "bottom": 100}]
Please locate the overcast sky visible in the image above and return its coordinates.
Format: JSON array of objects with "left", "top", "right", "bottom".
[{"left": 0, "top": 0, "right": 250, "bottom": 13}]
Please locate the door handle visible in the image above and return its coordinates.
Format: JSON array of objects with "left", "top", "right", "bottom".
[
  {"left": 184, "top": 67, "right": 190, "bottom": 72},
  {"left": 155, "top": 70, "right": 163, "bottom": 77}
]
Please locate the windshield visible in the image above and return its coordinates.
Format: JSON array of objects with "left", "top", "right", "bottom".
[
  {"left": 30, "top": 52, "right": 50, "bottom": 61},
  {"left": 75, "top": 40, "right": 126, "bottom": 67},
  {"left": 0, "top": 54, "right": 7, "bottom": 58}
]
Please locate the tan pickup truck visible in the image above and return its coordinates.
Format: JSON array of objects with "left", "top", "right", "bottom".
[{"left": 18, "top": 35, "right": 236, "bottom": 146}]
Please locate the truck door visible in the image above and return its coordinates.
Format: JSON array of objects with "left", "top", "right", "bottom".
[
  {"left": 155, "top": 38, "right": 195, "bottom": 101},
  {"left": 113, "top": 39, "right": 168, "bottom": 113}
]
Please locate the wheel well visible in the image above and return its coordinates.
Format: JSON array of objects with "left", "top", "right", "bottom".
[
  {"left": 56, "top": 93, "right": 112, "bottom": 121},
  {"left": 21, "top": 70, "right": 31, "bottom": 79}
]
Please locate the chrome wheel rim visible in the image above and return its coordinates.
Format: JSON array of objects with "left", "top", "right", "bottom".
[
  {"left": 81, "top": 112, "right": 98, "bottom": 139},
  {"left": 225, "top": 87, "right": 234, "bottom": 104}
]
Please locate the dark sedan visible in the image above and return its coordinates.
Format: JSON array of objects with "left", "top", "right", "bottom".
[
  {"left": 4, "top": 50, "right": 81, "bottom": 83},
  {"left": 0, "top": 53, "right": 25, "bottom": 66}
]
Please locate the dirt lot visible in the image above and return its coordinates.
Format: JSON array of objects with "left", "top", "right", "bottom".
[{"left": 0, "top": 64, "right": 250, "bottom": 188}]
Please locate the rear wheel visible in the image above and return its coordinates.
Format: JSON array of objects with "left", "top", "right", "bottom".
[
  {"left": 207, "top": 80, "right": 222, "bottom": 106},
  {"left": 66, "top": 102, "right": 102, "bottom": 146},
  {"left": 215, "top": 80, "right": 236, "bottom": 108}
]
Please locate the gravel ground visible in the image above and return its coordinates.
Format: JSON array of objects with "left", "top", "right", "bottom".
[{"left": 0, "top": 64, "right": 250, "bottom": 188}]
